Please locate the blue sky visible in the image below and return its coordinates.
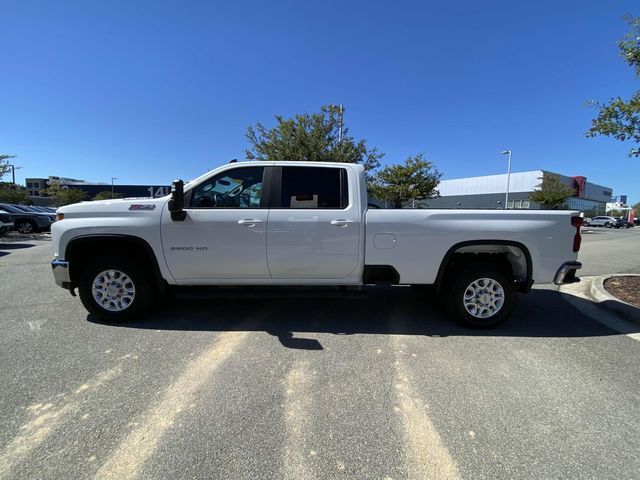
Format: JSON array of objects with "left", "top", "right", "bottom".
[{"left": 2, "top": 1, "right": 638, "bottom": 203}]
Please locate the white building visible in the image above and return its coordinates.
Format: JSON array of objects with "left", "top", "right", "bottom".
[{"left": 421, "top": 170, "right": 612, "bottom": 214}]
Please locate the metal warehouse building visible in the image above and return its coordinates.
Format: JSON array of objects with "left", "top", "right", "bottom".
[{"left": 421, "top": 170, "right": 613, "bottom": 215}]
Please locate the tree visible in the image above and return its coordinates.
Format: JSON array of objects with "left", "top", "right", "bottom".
[
  {"left": 368, "top": 154, "right": 442, "bottom": 208},
  {"left": 529, "top": 173, "right": 575, "bottom": 209},
  {"left": 94, "top": 191, "right": 123, "bottom": 201},
  {"left": 633, "top": 202, "right": 640, "bottom": 217},
  {"left": 245, "top": 105, "right": 383, "bottom": 174},
  {"left": 587, "top": 16, "right": 640, "bottom": 156},
  {"left": 0, "top": 154, "right": 17, "bottom": 180},
  {"left": 0, "top": 182, "right": 31, "bottom": 204},
  {"left": 42, "top": 180, "right": 88, "bottom": 206}
]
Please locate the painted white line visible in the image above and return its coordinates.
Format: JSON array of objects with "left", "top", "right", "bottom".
[
  {"left": 282, "top": 360, "right": 314, "bottom": 480},
  {"left": 392, "top": 336, "right": 461, "bottom": 480},
  {"left": 94, "top": 330, "right": 250, "bottom": 480},
  {"left": 0, "top": 367, "right": 122, "bottom": 479}
]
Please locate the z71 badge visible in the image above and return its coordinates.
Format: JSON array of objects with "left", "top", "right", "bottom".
[{"left": 129, "top": 204, "right": 156, "bottom": 210}]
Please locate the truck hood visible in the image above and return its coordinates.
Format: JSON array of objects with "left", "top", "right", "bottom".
[{"left": 57, "top": 197, "right": 168, "bottom": 219}]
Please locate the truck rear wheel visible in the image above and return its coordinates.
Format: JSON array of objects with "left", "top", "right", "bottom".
[
  {"left": 78, "top": 257, "right": 153, "bottom": 322},
  {"left": 448, "top": 263, "right": 516, "bottom": 328}
]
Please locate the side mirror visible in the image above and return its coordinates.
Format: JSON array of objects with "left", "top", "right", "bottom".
[{"left": 168, "top": 179, "right": 186, "bottom": 221}]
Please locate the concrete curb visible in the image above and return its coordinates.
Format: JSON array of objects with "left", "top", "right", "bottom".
[{"left": 590, "top": 274, "right": 640, "bottom": 324}]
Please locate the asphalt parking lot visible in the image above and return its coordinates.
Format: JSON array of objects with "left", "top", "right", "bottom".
[{"left": 1, "top": 229, "right": 639, "bottom": 479}]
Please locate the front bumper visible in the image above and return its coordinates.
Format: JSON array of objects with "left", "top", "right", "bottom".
[
  {"left": 554, "top": 261, "right": 582, "bottom": 285},
  {"left": 51, "top": 259, "right": 71, "bottom": 288}
]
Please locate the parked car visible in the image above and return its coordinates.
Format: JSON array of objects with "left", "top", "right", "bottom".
[
  {"left": 0, "top": 212, "right": 12, "bottom": 236},
  {"left": 20, "top": 205, "right": 51, "bottom": 213},
  {"left": 614, "top": 217, "right": 629, "bottom": 229},
  {"left": 589, "top": 216, "right": 618, "bottom": 228},
  {"left": 0, "top": 203, "right": 55, "bottom": 234},
  {"left": 582, "top": 217, "right": 592, "bottom": 226}
]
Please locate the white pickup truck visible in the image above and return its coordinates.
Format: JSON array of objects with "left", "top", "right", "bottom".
[{"left": 51, "top": 161, "right": 583, "bottom": 327}]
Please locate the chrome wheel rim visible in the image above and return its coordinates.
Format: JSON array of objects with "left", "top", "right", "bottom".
[
  {"left": 463, "top": 278, "right": 504, "bottom": 319},
  {"left": 92, "top": 269, "right": 136, "bottom": 312},
  {"left": 18, "top": 222, "right": 33, "bottom": 234}
]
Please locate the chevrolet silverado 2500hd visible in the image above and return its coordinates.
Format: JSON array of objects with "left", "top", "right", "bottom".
[{"left": 51, "top": 161, "right": 583, "bottom": 327}]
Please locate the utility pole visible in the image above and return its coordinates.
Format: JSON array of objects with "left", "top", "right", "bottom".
[
  {"left": 330, "top": 104, "right": 345, "bottom": 143},
  {"left": 338, "top": 104, "right": 344, "bottom": 143},
  {"left": 111, "top": 177, "right": 117, "bottom": 194}
]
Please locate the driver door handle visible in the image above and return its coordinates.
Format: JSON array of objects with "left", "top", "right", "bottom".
[
  {"left": 238, "top": 219, "right": 263, "bottom": 227},
  {"left": 330, "top": 219, "right": 354, "bottom": 227}
]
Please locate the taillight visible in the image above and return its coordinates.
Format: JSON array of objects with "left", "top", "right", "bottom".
[{"left": 571, "top": 216, "right": 583, "bottom": 252}]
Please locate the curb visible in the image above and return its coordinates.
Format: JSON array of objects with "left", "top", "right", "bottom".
[{"left": 590, "top": 274, "right": 640, "bottom": 324}]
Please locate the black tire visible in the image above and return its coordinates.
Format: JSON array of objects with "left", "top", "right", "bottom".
[
  {"left": 605, "top": 222, "right": 613, "bottom": 228},
  {"left": 447, "top": 263, "right": 516, "bottom": 328},
  {"left": 78, "top": 256, "right": 154, "bottom": 322},
  {"left": 15, "top": 219, "right": 36, "bottom": 234}
]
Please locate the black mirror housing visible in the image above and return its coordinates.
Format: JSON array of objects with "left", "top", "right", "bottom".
[{"left": 168, "top": 179, "right": 186, "bottom": 221}]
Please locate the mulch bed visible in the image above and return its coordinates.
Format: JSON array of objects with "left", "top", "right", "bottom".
[{"left": 603, "top": 276, "right": 640, "bottom": 308}]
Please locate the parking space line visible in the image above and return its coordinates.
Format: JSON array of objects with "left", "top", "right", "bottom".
[
  {"left": 282, "top": 359, "right": 314, "bottom": 480},
  {"left": 0, "top": 366, "right": 122, "bottom": 479},
  {"left": 392, "top": 335, "right": 461, "bottom": 480},
  {"left": 94, "top": 329, "right": 251, "bottom": 480}
]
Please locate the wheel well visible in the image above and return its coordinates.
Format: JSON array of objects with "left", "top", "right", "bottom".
[
  {"left": 436, "top": 242, "right": 532, "bottom": 293},
  {"left": 66, "top": 236, "right": 165, "bottom": 292}
]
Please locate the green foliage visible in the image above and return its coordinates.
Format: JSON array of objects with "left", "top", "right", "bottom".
[
  {"left": 94, "top": 191, "right": 123, "bottom": 201},
  {"left": 633, "top": 202, "right": 640, "bottom": 217},
  {"left": 245, "top": 105, "right": 383, "bottom": 174},
  {"left": 368, "top": 154, "right": 441, "bottom": 208},
  {"left": 529, "top": 174, "right": 575, "bottom": 209},
  {"left": 0, "top": 182, "right": 31, "bottom": 204},
  {"left": 0, "top": 154, "right": 17, "bottom": 180},
  {"left": 43, "top": 180, "right": 88, "bottom": 206},
  {"left": 607, "top": 209, "right": 627, "bottom": 217},
  {"left": 587, "top": 16, "right": 640, "bottom": 156}
]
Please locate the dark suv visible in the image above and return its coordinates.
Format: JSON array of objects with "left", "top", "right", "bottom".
[
  {"left": 0, "top": 212, "right": 12, "bottom": 236},
  {"left": 0, "top": 203, "right": 55, "bottom": 234},
  {"left": 614, "top": 217, "right": 629, "bottom": 229}
]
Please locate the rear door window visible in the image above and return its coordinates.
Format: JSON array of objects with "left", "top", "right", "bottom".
[{"left": 279, "top": 167, "right": 348, "bottom": 209}]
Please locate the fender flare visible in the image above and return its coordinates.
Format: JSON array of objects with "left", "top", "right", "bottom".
[{"left": 434, "top": 240, "right": 533, "bottom": 293}]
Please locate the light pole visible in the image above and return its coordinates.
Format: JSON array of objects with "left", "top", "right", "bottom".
[
  {"left": 111, "top": 177, "right": 117, "bottom": 194},
  {"left": 7, "top": 164, "right": 22, "bottom": 185},
  {"left": 500, "top": 150, "right": 512, "bottom": 208}
]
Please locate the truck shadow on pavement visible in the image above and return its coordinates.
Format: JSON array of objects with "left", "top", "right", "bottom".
[{"left": 87, "top": 286, "right": 636, "bottom": 350}]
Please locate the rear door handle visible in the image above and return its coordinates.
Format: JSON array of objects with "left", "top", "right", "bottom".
[
  {"left": 330, "top": 219, "right": 354, "bottom": 227},
  {"left": 238, "top": 219, "right": 263, "bottom": 227}
]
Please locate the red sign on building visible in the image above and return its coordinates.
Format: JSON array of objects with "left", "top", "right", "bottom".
[{"left": 571, "top": 176, "right": 587, "bottom": 197}]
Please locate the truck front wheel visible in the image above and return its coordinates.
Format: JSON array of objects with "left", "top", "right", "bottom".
[
  {"left": 448, "top": 263, "right": 516, "bottom": 328},
  {"left": 78, "top": 257, "right": 153, "bottom": 322}
]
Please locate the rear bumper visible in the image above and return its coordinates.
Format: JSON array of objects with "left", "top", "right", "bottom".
[
  {"left": 554, "top": 261, "right": 582, "bottom": 285},
  {"left": 51, "top": 259, "right": 71, "bottom": 288}
]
